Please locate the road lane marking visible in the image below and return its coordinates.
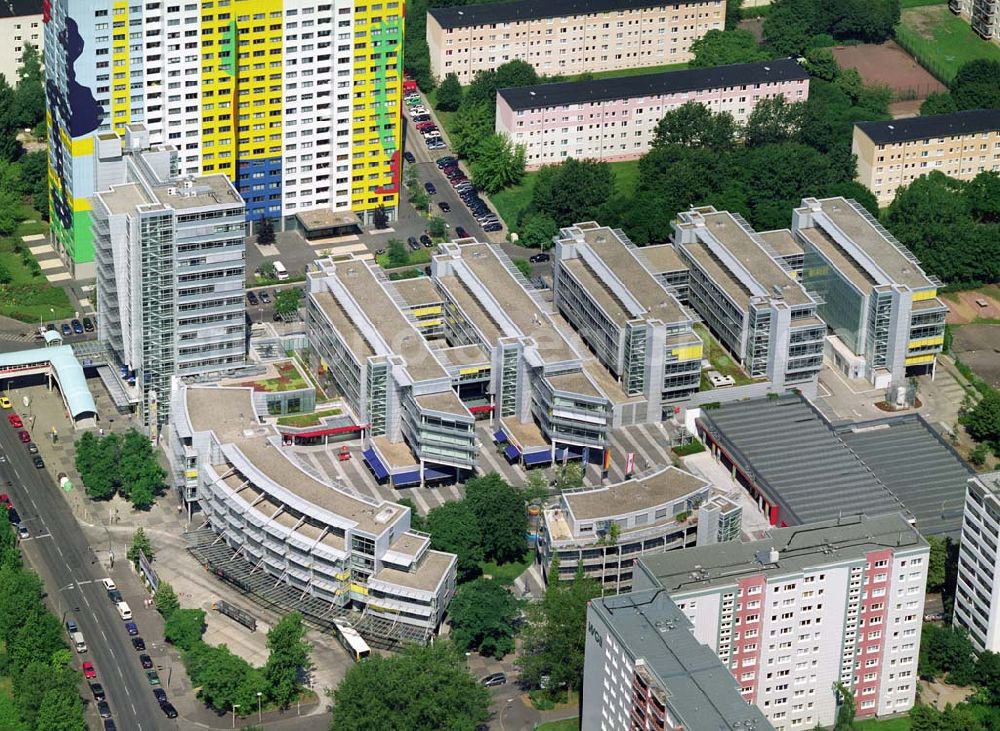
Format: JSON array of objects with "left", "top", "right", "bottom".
[
  {"left": 82, "top": 594, "right": 91, "bottom": 608},
  {"left": 131, "top": 703, "right": 137, "bottom": 715},
  {"left": 124, "top": 684, "right": 130, "bottom": 698},
  {"left": 76, "top": 579, "right": 92, "bottom": 585},
  {"left": 100, "top": 630, "right": 107, "bottom": 642}
]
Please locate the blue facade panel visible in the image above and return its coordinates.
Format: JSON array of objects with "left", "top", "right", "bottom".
[{"left": 237, "top": 158, "right": 282, "bottom": 221}]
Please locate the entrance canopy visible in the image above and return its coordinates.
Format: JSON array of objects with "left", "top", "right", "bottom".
[{"left": 0, "top": 345, "right": 98, "bottom": 420}]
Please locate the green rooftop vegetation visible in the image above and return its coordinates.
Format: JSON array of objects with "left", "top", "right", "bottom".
[
  {"left": 241, "top": 362, "right": 308, "bottom": 393},
  {"left": 276, "top": 408, "right": 343, "bottom": 428}
]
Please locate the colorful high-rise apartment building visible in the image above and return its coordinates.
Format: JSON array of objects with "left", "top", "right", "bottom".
[{"left": 44, "top": 0, "right": 403, "bottom": 279}]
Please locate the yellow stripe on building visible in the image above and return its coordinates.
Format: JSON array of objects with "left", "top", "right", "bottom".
[
  {"left": 673, "top": 345, "right": 704, "bottom": 361},
  {"left": 905, "top": 354, "right": 936, "bottom": 366},
  {"left": 349, "top": 583, "right": 369, "bottom": 596},
  {"left": 459, "top": 366, "right": 490, "bottom": 376},
  {"left": 111, "top": 1, "right": 131, "bottom": 134},
  {"left": 73, "top": 198, "right": 93, "bottom": 212},
  {"left": 907, "top": 336, "right": 944, "bottom": 350},
  {"left": 912, "top": 289, "right": 938, "bottom": 302},
  {"left": 411, "top": 306, "right": 442, "bottom": 317},
  {"left": 71, "top": 136, "right": 95, "bottom": 157}
]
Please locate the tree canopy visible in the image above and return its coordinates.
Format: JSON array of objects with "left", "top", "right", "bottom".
[
  {"left": 75, "top": 429, "right": 166, "bottom": 508},
  {"left": 764, "top": 0, "right": 900, "bottom": 55},
  {"left": 330, "top": 642, "right": 490, "bottom": 731},
  {"left": 471, "top": 134, "right": 525, "bottom": 194},
  {"left": 689, "top": 29, "right": 772, "bottom": 68},
  {"left": 465, "top": 472, "right": 529, "bottom": 565},
  {"left": 434, "top": 73, "right": 463, "bottom": 112},
  {"left": 264, "top": 612, "right": 311, "bottom": 708},
  {"left": 448, "top": 578, "right": 521, "bottom": 658},
  {"left": 425, "top": 500, "right": 484, "bottom": 582}
]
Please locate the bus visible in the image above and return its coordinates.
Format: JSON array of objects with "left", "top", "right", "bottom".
[
  {"left": 333, "top": 620, "right": 371, "bottom": 662},
  {"left": 273, "top": 260, "right": 289, "bottom": 280}
]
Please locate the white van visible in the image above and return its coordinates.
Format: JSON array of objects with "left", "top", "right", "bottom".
[
  {"left": 71, "top": 631, "right": 87, "bottom": 653},
  {"left": 273, "top": 260, "right": 289, "bottom": 280},
  {"left": 116, "top": 601, "right": 132, "bottom": 621}
]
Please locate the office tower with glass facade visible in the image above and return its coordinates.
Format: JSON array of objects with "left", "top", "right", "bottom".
[
  {"left": 793, "top": 197, "right": 947, "bottom": 387},
  {"left": 45, "top": 0, "right": 402, "bottom": 278},
  {"left": 91, "top": 125, "right": 246, "bottom": 434}
]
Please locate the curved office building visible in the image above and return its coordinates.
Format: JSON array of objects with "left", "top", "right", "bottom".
[{"left": 169, "top": 381, "right": 456, "bottom": 638}]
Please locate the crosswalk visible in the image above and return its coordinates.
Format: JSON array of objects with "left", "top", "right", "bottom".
[{"left": 287, "top": 421, "right": 682, "bottom": 517}]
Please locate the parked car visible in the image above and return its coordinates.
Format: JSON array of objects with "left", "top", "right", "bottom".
[
  {"left": 426, "top": 140, "right": 445, "bottom": 150},
  {"left": 6, "top": 508, "right": 19, "bottom": 525},
  {"left": 60, "top": 323, "right": 71, "bottom": 337},
  {"left": 71, "top": 319, "right": 84, "bottom": 334},
  {"left": 424, "top": 182, "right": 436, "bottom": 195},
  {"left": 483, "top": 222, "right": 503, "bottom": 232},
  {"left": 108, "top": 589, "right": 123, "bottom": 604},
  {"left": 153, "top": 688, "right": 168, "bottom": 704},
  {"left": 454, "top": 226, "right": 468, "bottom": 238},
  {"left": 140, "top": 654, "right": 154, "bottom": 670},
  {"left": 0, "top": 397, "right": 9, "bottom": 409},
  {"left": 104, "top": 720, "right": 117, "bottom": 731},
  {"left": 436, "top": 156, "right": 456, "bottom": 167},
  {"left": 247, "top": 291, "right": 259, "bottom": 306},
  {"left": 28, "top": 442, "right": 38, "bottom": 454},
  {"left": 83, "top": 317, "right": 95, "bottom": 332},
  {"left": 17, "top": 525, "right": 28, "bottom": 539},
  {"left": 259, "top": 290, "right": 271, "bottom": 304},
  {"left": 8, "top": 414, "right": 22, "bottom": 428},
  {"left": 419, "top": 234, "right": 432, "bottom": 247},
  {"left": 125, "top": 621, "right": 139, "bottom": 636},
  {"left": 412, "top": 114, "right": 431, "bottom": 123},
  {"left": 18, "top": 430, "right": 30, "bottom": 443},
  {"left": 160, "top": 702, "right": 178, "bottom": 719},
  {"left": 97, "top": 701, "right": 112, "bottom": 719},
  {"left": 481, "top": 672, "right": 507, "bottom": 687},
  {"left": 132, "top": 637, "right": 146, "bottom": 651},
  {"left": 407, "top": 236, "right": 420, "bottom": 251},
  {"left": 82, "top": 661, "right": 96, "bottom": 679},
  {"left": 90, "top": 683, "right": 106, "bottom": 702},
  {"left": 403, "top": 151, "right": 416, "bottom": 164},
  {"left": 32, "top": 455, "right": 44, "bottom": 469},
  {"left": 66, "top": 619, "right": 78, "bottom": 634},
  {"left": 437, "top": 201, "right": 451, "bottom": 213},
  {"left": 146, "top": 670, "right": 161, "bottom": 686}
]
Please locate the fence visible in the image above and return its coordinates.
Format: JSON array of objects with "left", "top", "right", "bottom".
[{"left": 893, "top": 24, "right": 957, "bottom": 84}]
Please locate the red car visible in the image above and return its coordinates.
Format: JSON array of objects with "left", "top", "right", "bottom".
[
  {"left": 0, "top": 494, "right": 9, "bottom": 507},
  {"left": 82, "top": 661, "right": 96, "bottom": 679},
  {"left": 17, "top": 431, "right": 30, "bottom": 443},
  {"left": 7, "top": 414, "right": 21, "bottom": 428}
]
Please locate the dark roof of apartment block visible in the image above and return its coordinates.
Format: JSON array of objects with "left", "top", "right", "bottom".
[
  {"left": 498, "top": 59, "right": 808, "bottom": 111},
  {"left": 429, "top": 0, "right": 703, "bottom": 29},
  {"left": 856, "top": 108, "right": 1000, "bottom": 145},
  {"left": 0, "top": 1, "right": 39, "bottom": 19}
]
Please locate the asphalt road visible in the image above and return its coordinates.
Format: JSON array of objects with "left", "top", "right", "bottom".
[{"left": 1, "top": 418, "right": 174, "bottom": 731}]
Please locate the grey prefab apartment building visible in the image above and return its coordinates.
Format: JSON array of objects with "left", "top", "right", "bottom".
[
  {"left": 672, "top": 207, "right": 825, "bottom": 389},
  {"left": 954, "top": 472, "right": 1000, "bottom": 653},
  {"left": 552, "top": 223, "right": 703, "bottom": 422},
  {"left": 91, "top": 125, "right": 246, "bottom": 433},
  {"left": 792, "top": 196, "right": 947, "bottom": 386}
]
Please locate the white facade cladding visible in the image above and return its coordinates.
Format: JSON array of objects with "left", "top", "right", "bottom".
[
  {"left": 168, "top": 381, "right": 457, "bottom": 636},
  {"left": 91, "top": 126, "right": 246, "bottom": 433},
  {"left": 954, "top": 472, "right": 1000, "bottom": 652}
]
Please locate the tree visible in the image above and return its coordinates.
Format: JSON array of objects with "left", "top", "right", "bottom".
[
  {"left": 927, "top": 535, "right": 948, "bottom": 594},
  {"left": 118, "top": 429, "right": 165, "bottom": 509},
  {"left": 330, "top": 642, "right": 490, "bottom": 731},
  {"left": 516, "top": 212, "right": 558, "bottom": 249},
  {"left": 652, "top": 102, "right": 737, "bottom": 149},
  {"left": 950, "top": 59, "right": 1000, "bottom": 111},
  {"left": 725, "top": 0, "right": 743, "bottom": 30},
  {"left": 258, "top": 261, "right": 277, "bottom": 280},
  {"left": 264, "top": 612, "right": 311, "bottom": 708},
  {"left": 427, "top": 216, "right": 447, "bottom": 240},
  {"left": 689, "top": 29, "right": 770, "bottom": 68},
  {"left": 448, "top": 579, "right": 520, "bottom": 658},
  {"left": 919, "top": 623, "right": 976, "bottom": 682},
  {"left": 12, "top": 43, "right": 45, "bottom": 130},
  {"left": 34, "top": 688, "right": 86, "bottom": 731},
  {"left": 127, "top": 527, "right": 154, "bottom": 568},
  {"left": 274, "top": 288, "right": 302, "bottom": 319},
  {"left": 470, "top": 134, "right": 525, "bottom": 194},
  {"left": 257, "top": 217, "right": 276, "bottom": 245},
  {"left": 435, "top": 73, "right": 463, "bottom": 112},
  {"left": 803, "top": 47, "right": 840, "bottom": 81},
  {"left": 552, "top": 462, "right": 584, "bottom": 491},
  {"left": 517, "top": 562, "right": 601, "bottom": 697},
  {"left": 465, "top": 472, "right": 528, "bottom": 565},
  {"left": 425, "top": 501, "right": 483, "bottom": 582},
  {"left": 450, "top": 102, "right": 495, "bottom": 160},
  {"left": 465, "top": 60, "right": 538, "bottom": 111},
  {"left": 528, "top": 158, "right": 615, "bottom": 226},
  {"left": 372, "top": 204, "right": 389, "bottom": 230},
  {"left": 833, "top": 680, "right": 856, "bottom": 731},
  {"left": 744, "top": 95, "right": 806, "bottom": 147},
  {"left": 154, "top": 580, "right": 180, "bottom": 620},
  {"left": 164, "top": 608, "right": 207, "bottom": 652},
  {"left": 0, "top": 189, "right": 20, "bottom": 237},
  {"left": 966, "top": 390, "right": 1000, "bottom": 448},
  {"left": 186, "top": 641, "right": 263, "bottom": 712},
  {"left": 966, "top": 171, "right": 1000, "bottom": 224},
  {"left": 921, "top": 91, "right": 959, "bottom": 116},
  {"left": 385, "top": 238, "right": 409, "bottom": 268},
  {"left": 521, "top": 470, "right": 550, "bottom": 502}
]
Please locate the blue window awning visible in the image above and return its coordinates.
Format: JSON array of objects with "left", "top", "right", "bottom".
[
  {"left": 504, "top": 444, "right": 521, "bottom": 461},
  {"left": 363, "top": 448, "right": 389, "bottom": 481},
  {"left": 393, "top": 469, "right": 422, "bottom": 487},
  {"left": 493, "top": 429, "right": 508, "bottom": 444},
  {"left": 523, "top": 450, "right": 552, "bottom": 466}
]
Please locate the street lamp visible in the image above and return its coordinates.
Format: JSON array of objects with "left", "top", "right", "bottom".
[
  {"left": 232, "top": 704, "right": 240, "bottom": 729},
  {"left": 257, "top": 691, "right": 262, "bottom": 722}
]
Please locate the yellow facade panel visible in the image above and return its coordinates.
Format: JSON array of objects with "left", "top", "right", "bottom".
[
  {"left": 912, "top": 289, "right": 938, "bottom": 302},
  {"left": 672, "top": 345, "right": 704, "bottom": 362},
  {"left": 907, "top": 336, "right": 944, "bottom": 350},
  {"left": 905, "top": 354, "right": 936, "bottom": 366}
]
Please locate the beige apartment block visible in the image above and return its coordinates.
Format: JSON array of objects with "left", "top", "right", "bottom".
[
  {"left": 949, "top": 0, "right": 1000, "bottom": 44},
  {"left": 427, "top": 0, "right": 725, "bottom": 85},
  {"left": 853, "top": 109, "right": 1000, "bottom": 206},
  {"left": 0, "top": 1, "right": 42, "bottom": 85}
]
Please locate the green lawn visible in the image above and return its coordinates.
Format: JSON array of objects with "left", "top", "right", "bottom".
[
  {"left": 0, "top": 210, "right": 74, "bottom": 323},
  {"left": 493, "top": 159, "right": 641, "bottom": 231},
  {"left": 377, "top": 248, "right": 431, "bottom": 269},
  {"left": 479, "top": 555, "right": 531, "bottom": 585},
  {"left": 693, "top": 323, "right": 755, "bottom": 388},
  {"left": 276, "top": 408, "right": 343, "bottom": 428},
  {"left": 855, "top": 717, "right": 912, "bottom": 731},
  {"left": 243, "top": 363, "right": 308, "bottom": 393},
  {"left": 536, "top": 720, "right": 580, "bottom": 731},
  {"left": 900, "top": 0, "right": 946, "bottom": 8},
  {"left": 896, "top": 5, "right": 1000, "bottom": 82}
]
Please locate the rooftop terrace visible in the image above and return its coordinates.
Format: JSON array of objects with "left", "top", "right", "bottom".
[{"left": 563, "top": 465, "right": 710, "bottom": 522}]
